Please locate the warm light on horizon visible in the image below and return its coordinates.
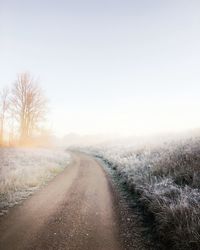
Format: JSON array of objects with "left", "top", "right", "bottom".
[{"left": 1, "top": 1, "right": 200, "bottom": 138}]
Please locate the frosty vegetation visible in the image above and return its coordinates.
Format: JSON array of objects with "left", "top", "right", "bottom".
[
  {"left": 0, "top": 147, "right": 70, "bottom": 215},
  {"left": 86, "top": 136, "right": 200, "bottom": 250}
]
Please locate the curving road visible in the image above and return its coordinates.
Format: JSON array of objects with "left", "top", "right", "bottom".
[
  {"left": 0, "top": 152, "right": 153, "bottom": 250},
  {"left": 0, "top": 153, "right": 122, "bottom": 250}
]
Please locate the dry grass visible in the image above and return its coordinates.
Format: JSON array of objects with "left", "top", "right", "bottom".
[
  {"left": 87, "top": 136, "right": 200, "bottom": 249},
  {"left": 0, "top": 147, "right": 70, "bottom": 214}
]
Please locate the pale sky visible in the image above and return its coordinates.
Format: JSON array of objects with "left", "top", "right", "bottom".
[{"left": 1, "top": 0, "right": 200, "bottom": 137}]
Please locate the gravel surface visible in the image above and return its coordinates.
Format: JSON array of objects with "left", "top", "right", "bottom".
[{"left": 0, "top": 152, "right": 155, "bottom": 250}]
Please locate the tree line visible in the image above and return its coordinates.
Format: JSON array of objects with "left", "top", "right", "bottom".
[{"left": 0, "top": 72, "right": 48, "bottom": 146}]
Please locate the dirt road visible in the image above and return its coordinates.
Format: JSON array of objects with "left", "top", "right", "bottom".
[
  {"left": 0, "top": 153, "right": 123, "bottom": 250},
  {"left": 0, "top": 152, "right": 153, "bottom": 250}
]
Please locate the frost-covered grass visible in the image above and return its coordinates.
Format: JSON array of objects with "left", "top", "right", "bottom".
[
  {"left": 0, "top": 147, "right": 70, "bottom": 215},
  {"left": 86, "top": 136, "right": 200, "bottom": 249}
]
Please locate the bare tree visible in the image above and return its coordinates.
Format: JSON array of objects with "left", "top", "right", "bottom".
[
  {"left": 10, "top": 72, "right": 47, "bottom": 144},
  {"left": 0, "top": 87, "right": 9, "bottom": 144}
]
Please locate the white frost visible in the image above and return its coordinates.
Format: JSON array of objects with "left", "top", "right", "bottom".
[{"left": 0, "top": 147, "right": 70, "bottom": 214}]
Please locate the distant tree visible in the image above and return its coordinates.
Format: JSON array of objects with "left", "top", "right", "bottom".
[
  {"left": 8, "top": 109, "right": 16, "bottom": 146},
  {"left": 0, "top": 87, "right": 9, "bottom": 144},
  {"left": 10, "top": 72, "right": 47, "bottom": 144}
]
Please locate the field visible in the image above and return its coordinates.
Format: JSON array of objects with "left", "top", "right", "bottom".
[
  {"left": 0, "top": 147, "right": 70, "bottom": 215},
  {"left": 86, "top": 136, "right": 200, "bottom": 249}
]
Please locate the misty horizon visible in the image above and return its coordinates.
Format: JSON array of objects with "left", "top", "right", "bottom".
[
  {"left": 1, "top": 2, "right": 200, "bottom": 249},
  {"left": 1, "top": 0, "right": 200, "bottom": 137}
]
